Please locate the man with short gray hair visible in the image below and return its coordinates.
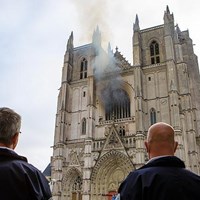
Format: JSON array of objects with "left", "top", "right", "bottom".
[{"left": 0, "top": 107, "right": 52, "bottom": 200}]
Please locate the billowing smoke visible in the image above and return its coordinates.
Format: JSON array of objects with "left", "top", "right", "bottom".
[
  {"left": 72, "top": 0, "right": 113, "bottom": 46},
  {"left": 72, "top": 0, "right": 125, "bottom": 110},
  {"left": 93, "top": 41, "right": 124, "bottom": 112}
]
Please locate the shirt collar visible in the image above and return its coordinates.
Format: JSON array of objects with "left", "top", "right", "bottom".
[
  {"left": 0, "top": 146, "right": 15, "bottom": 152},
  {"left": 146, "top": 155, "right": 173, "bottom": 164}
]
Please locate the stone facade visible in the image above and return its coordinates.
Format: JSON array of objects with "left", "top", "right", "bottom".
[{"left": 51, "top": 6, "right": 200, "bottom": 200}]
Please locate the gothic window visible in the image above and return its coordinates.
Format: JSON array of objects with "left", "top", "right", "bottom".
[
  {"left": 150, "top": 41, "right": 160, "bottom": 64},
  {"left": 119, "top": 126, "right": 126, "bottom": 137},
  {"left": 72, "top": 176, "right": 82, "bottom": 200},
  {"left": 80, "top": 58, "right": 87, "bottom": 79},
  {"left": 105, "top": 89, "right": 130, "bottom": 120},
  {"left": 81, "top": 118, "right": 86, "bottom": 135},
  {"left": 150, "top": 108, "right": 156, "bottom": 125}
]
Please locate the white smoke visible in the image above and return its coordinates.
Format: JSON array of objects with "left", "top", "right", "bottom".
[
  {"left": 72, "top": 0, "right": 124, "bottom": 107},
  {"left": 92, "top": 42, "right": 124, "bottom": 109},
  {"left": 72, "top": 0, "right": 113, "bottom": 46}
]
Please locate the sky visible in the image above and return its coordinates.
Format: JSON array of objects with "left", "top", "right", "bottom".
[{"left": 1, "top": 0, "right": 200, "bottom": 171}]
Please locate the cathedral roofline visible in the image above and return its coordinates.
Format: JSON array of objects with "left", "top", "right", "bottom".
[
  {"left": 74, "top": 43, "right": 93, "bottom": 51},
  {"left": 43, "top": 163, "right": 51, "bottom": 177},
  {"left": 140, "top": 24, "right": 164, "bottom": 33}
]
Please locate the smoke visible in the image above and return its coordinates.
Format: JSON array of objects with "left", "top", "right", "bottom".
[
  {"left": 72, "top": 0, "right": 112, "bottom": 45},
  {"left": 93, "top": 44, "right": 124, "bottom": 109},
  {"left": 72, "top": 0, "right": 125, "bottom": 108},
  {"left": 97, "top": 78, "right": 124, "bottom": 111}
]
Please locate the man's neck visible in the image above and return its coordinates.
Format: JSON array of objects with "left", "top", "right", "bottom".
[
  {"left": 147, "top": 155, "right": 174, "bottom": 164},
  {"left": 0, "top": 143, "right": 14, "bottom": 150}
]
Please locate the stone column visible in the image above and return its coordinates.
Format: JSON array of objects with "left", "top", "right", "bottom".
[
  {"left": 135, "top": 133, "right": 145, "bottom": 168},
  {"left": 82, "top": 139, "right": 92, "bottom": 200}
]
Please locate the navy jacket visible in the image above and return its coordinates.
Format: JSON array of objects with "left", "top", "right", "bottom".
[
  {"left": 118, "top": 156, "right": 200, "bottom": 200},
  {"left": 0, "top": 148, "right": 52, "bottom": 200}
]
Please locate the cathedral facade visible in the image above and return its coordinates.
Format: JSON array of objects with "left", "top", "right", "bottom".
[{"left": 51, "top": 6, "right": 200, "bottom": 200}]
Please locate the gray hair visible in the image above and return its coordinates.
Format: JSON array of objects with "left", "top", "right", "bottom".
[{"left": 0, "top": 107, "right": 21, "bottom": 144}]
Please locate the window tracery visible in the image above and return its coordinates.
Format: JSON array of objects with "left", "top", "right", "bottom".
[
  {"left": 150, "top": 41, "right": 160, "bottom": 64},
  {"left": 150, "top": 108, "right": 156, "bottom": 125},
  {"left": 72, "top": 176, "right": 82, "bottom": 200},
  {"left": 119, "top": 126, "right": 126, "bottom": 137},
  {"left": 105, "top": 89, "right": 130, "bottom": 120},
  {"left": 80, "top": 58, "right": 87, "bottom": 79},
  {"left": 81, "top": 118, "right": 86, "bottom": 135}
]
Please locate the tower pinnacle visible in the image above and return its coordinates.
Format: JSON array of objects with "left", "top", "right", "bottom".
[
  {"left": 67, "top": 31, "right": 73, "bottom": 51},
  {"left": 133, "top": 14, "right": 140, "bottom": 31},
  {"left": 92, "top": 26, "right": 101, "bottom": 47}
]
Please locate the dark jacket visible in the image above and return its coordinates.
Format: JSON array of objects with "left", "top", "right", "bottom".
[
  {"left": 0, "top": 148, "right": 52, "bottom": 200},
  {"left": 118, "top": 156, "right": 200, "bottom": 200}
]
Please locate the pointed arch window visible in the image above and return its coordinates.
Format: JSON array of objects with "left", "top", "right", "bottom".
[
  {"left": 104, "top": 89, "right": 130, "bottom": 120},
  {"left": 150, "top": 108, "right": 156, "bottom": 125},
  {"left": 81, "top": 118, "right": 86, "bottom": 135},
  {"left": 150, "top": 41, "right": 160, "bottom": 64},
  {"left": 72, "top": 176, "right": 82, "bottom": 200},
  {"left": 80, "top": 58, "right": 87, "bottom": 79},
  {"left": 119, "top": 126, "right": 126, "bottom": 137}
]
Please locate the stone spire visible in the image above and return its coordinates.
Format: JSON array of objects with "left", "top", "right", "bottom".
[
  {"left": 132, "top": 14, "right": 142, "bottom": 66},
  {"left": 164, "top": 5, "right": 174, "bottom": 24},
  {"left": 107, "top": 42, "right": 113, "bottom": 56},
  {"left": 133, "top": 14, "right": 140, "bottom": 31},
  {"left": 174, "top": 24, "right": 180, "bottom": 44},
  {"left": 92, "top": 26, "right": 101, "bottom": 47},
  {"left": 67, "top": 31, "right": 73, "bottom": 51},
  {"left": 176, "top": 24, "right": 181, "bottom": 35},
  {"left": 64, "top": 31, "right": 74, "bottom": 67},
  {"left": 166, "top": 5, "right": 170, "bottom": 14}
]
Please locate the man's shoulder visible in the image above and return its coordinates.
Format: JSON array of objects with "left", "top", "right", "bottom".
[
  {"left": 0, "top": 148, "right": 43, "bottom": 174},
  {"left": 15, "top": 159, "right": 41, "bottom": 172},
  {"left": 0, "top": 149, "right": 51, "bottom": 199},
  {"left": 0, "top": 148, "right": 28, "bottom": 162},
  {"left": 123, "top": 157, "right": 181, "bottom": 180}
]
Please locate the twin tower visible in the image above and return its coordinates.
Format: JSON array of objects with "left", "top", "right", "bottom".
[{"left": 51, "top": 6, "right": 200, "bottom": 200}]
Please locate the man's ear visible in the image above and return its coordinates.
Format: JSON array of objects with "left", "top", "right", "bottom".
[
  {"left": 12, "top": 133, "right": 19, "bottom": 149},
  {"left": 145, "top": 141, "right": 149, "bottom": 152},
  {"left": 174, "top": 141, "right": 178, "bottom": 153}
]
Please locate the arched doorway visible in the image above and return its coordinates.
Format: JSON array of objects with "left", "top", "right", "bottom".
[
  {"left": 91, "top": 150, "right": 134, "bottom": 200},
  {"left": 72, "top": 176, "right": 82, "bottom": 200},
  {"left": 62, "top": 167, "right": 83, "bottom": 200}
]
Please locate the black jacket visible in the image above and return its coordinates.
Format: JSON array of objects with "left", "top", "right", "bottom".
[
  {"left": 118, "top": 156, "right": 200, "bottom": 200},
  {"left": 0, "top": 148, "right": 52, "bottom": 200}
]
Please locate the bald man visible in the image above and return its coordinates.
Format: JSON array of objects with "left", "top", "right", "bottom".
[
  {"left": 145, "top": 122, "right": 178, "bottom": 159},
  {"left": 118, "top": 122, "right": 200, "bottom": 200}
]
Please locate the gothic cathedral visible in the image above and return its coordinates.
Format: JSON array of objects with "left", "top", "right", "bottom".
[{"left": 51, "top": 6, "right": 200, "bottom": 200}]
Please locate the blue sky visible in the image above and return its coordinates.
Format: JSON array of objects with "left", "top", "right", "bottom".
[{"left": 1, "top": 0, "right": 200, "bottom": 171}]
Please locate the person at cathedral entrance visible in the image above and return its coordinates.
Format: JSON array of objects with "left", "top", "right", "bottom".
[
  {"left": 112, "top": 193, "right": 117, "bottom": 200},
  {"left": 118, "top": 122, "right": 200, "bottom": 200},
  {"left": 0, "top": 107, "right": 52, "bottom": 200}
]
